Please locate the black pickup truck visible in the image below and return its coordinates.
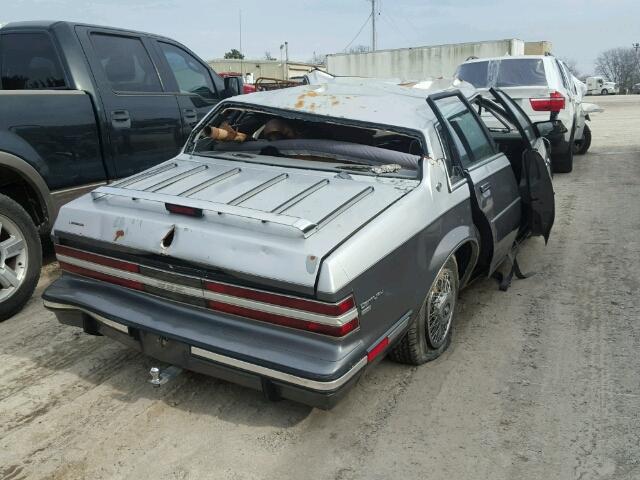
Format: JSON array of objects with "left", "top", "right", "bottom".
[{"left": 0, "top": 21, "right": 241, "bottom": 320}]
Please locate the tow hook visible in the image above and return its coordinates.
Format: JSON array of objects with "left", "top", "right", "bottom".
[{"left": 148, "top": 366, "right": 183, "bottom": 387}]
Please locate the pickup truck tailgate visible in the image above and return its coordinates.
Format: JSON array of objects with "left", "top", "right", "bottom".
[{"left": 53, "top": 154, "right": 416, "bottom": 291}]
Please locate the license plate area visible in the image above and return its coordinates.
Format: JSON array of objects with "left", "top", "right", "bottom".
[{"left": 138, "top": 330, "right": 190, "bottom": 364}]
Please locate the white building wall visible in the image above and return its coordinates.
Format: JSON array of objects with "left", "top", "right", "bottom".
[{"left": 327, "top": 39, "right": 525, "bottom": 81}]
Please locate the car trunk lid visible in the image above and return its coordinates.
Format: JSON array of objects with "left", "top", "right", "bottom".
[{"left": 54, "top": 154, "right": 417, "bottom": 293}]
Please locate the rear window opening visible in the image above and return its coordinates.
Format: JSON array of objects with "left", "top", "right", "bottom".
[
  {"left": 457, "top": 58, "right": 547, "bottom": 88},
  {"left": 189, "top": 107, "right": 425, "bottom": 177}
]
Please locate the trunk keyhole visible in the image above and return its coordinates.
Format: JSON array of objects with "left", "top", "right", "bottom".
[{"left": 161, "top": 226, "right": 176, "bottom": 250}]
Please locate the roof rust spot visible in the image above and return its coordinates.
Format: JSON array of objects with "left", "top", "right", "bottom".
[
  {"left": 113, "top": 229, "right": 125, "bottom": 242},
  {"left": 305, "top": 90, "right": 319, "bottom": 97},
  {"left": 294, "top": 99, "right": 305, "bottom": 109}
]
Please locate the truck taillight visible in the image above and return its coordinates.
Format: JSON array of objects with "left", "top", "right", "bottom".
[
  {"left": 204, "top": 281, "right": 359, "bottom": 337},
  {"left": 530, "top": 91, "right": 565, "bottom": 112}
]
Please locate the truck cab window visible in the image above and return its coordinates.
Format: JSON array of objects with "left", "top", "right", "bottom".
[
  {"left": 90, "top": 33, "right": 162, "bottom": 93},
  {"left": 159, "top": 42, "right": 217, "bottom": 100},
  {"left": 0, "top": 33, "right": 66, "bottom": 89}
]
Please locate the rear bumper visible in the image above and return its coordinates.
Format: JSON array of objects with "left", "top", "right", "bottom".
[
  {"left": 43, "top": 275, "right": 410, "bottom": 408},
  {"left": 543, "top": 120, "right": 570, "bottom": 155}
]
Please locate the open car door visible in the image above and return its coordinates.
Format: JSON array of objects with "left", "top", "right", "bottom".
[{"left": 489, "top": 88, "right": 555, "bottom": 243}]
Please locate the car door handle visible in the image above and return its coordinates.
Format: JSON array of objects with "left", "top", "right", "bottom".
[
  {"left": 111, "top": 110, "right": 131, "bottom": 129},
  {"left": 479, "top": 182, "right": 492, "bottom": 194},
  {"left": 183, "top": 109, "right": 198, "bottom": 126}
]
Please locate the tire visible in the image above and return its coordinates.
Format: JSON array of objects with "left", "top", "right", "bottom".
[
  {"left": 389, "top": 256, "right": 459, "bottom": 365},
  {"left": 573, "top": 124, "right": 592, "bottom": 155},
  {"left": 601, "top": 89, "right": 608, "bottom": 95},
  {"left": 0, "top": 194, "right": 42, "bottom": 321}
]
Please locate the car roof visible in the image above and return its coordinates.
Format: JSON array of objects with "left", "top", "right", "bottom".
[
  {"left": 1, "top": 20, "right": 174, "bottom": 42},
  {"left": 228, "top": 80, "right": 476, "bottom": 132},
  {"left": 463, "top": 55, "right": 551, "bottom": 64}
]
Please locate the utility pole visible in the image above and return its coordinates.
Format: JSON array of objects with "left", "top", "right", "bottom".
[
  {"left": 239, "top": 9, "right": 244, "bottom": 76},
  {"left": 370, "top": 0, "right": 376, "bottom": 51}
]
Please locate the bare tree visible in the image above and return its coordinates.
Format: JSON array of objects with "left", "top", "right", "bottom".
[
  {"left": 308, "top": 52, "right": 327, "bottom": 65},
  {"left": 595, "top": 47, "right": 640, "bottom": 92},
  {"left": 348, "top": 45, "right": 371, "bottom": 54},
  {"left": 559, "top": 57, "right": 581, "bottom": 79}
]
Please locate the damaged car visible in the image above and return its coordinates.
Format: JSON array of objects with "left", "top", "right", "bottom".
[{"left": 43, "top": 82, "right": 554, "bottom": 408}]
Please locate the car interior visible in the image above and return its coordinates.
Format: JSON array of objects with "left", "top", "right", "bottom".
[{"left": 192, "top": 107, "right": 424, "bottom": 174}]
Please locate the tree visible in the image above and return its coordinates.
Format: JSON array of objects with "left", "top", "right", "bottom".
[
  {"left": 224, "top": 49, "right": 244, "bottom": 60},
  {"left": 348, "top": 45, "right": 370, "bottom": 54},
  {"left": 595, "top": 47, "right": 640, "bottom": 92},
  {"left": 559, "top": 57, "right": 580, "bottom": 79},
  {"left": 264, "top": 51, "right": 276, "bottom": 61},
  {"left": 308, "top": 52, "right": 327, "bottom": 65}
]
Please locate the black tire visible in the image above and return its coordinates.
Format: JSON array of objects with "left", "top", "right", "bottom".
[
  {"left": 389, "top": 256, "right": 459, "bottom": 365},
  {"left": 0, "top": 194, "right": 42, "bottom": 321},
  {"left": 601, "top": 89, "right": 608, "bottom": 95},
  {"left": 573, "top": 124, "right": 592, "bottom": 155}
]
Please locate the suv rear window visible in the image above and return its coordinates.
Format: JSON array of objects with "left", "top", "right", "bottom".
[
  {"left": 457, "top": 59, "right": 547, "bottom": 88},
  {"left": 0, "top": 32, "right": 67, "bottom": 89}
]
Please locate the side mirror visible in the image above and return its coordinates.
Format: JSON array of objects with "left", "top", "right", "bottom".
[
  {"left": 223, "top": 76, "right": 243, "bottom": 98},
  {"left": 534, "top": 120, "right": 568, "bottom": 138}
]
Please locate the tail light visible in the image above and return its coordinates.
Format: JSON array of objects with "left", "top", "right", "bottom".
[
  {"left": 530, "top": 91, "right": 565, "bottom": 112},
  {"left": 205, "top": 281, "right": 359, "bottom": 337},
  {"left": 54, "top": 245, "right": 359, "bottom": 338},
  {"left": 55, "top": 245, "right": 144, "bottom": 291}
]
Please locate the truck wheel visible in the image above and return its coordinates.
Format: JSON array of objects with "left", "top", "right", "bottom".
[
  {"left": 389, "top": 256, "right": 459, "bottom": 365},
  {"left": 0, "top": 194, "right": 42, "bottom": 321},
  {"left": 573, "top": 124, "right": 592, "bottom": 155},
  {"left": 601, "top": 89, "right": 608, "bottom": 95}
]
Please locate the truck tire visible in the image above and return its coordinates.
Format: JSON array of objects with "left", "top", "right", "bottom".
[
  {"left": 601, "top": 89, "right": 608, "bottom": 95},
  {"left": 0, "top": 194, "right": 42, "bottom": 321},
  {"left": 573, "top": 124, "right": 592, "bottom": 155},
  {"left": 389, "top": 256, "right": 459, "bottom": 365}
]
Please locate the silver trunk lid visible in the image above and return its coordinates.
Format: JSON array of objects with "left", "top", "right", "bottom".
[{"left": 54, "top": 154, "right": 417, "bottom": 290}]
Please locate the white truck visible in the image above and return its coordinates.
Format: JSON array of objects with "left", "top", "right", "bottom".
[{"left": 585, "top": 76, "right": 618, "bottom": 95}]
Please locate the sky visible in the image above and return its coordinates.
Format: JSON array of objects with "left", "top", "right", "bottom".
[{"left": 2, "top": 0, "right": 639, "bottom": 75}]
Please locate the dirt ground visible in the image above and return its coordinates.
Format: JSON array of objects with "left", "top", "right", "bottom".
[{"left": 1, "top": 95, "right": 639, "bottom": 480}]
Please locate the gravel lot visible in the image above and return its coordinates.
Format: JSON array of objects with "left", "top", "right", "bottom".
[{"left": 1, "top": 95, "right": 639, "bottom": 480}]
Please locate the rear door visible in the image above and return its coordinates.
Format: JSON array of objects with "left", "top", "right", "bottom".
[
  {"left": 490, "top": 88, "right": 555, "bottom": 242},
  {"left": 76, "top": 27, "right": 183, "bottom": 178},
  {"left": 152, "top": 40, "right": 224, "bottom": 142},
  {"left": 429, "top": 92, "right": 521, "bottom": 274}
]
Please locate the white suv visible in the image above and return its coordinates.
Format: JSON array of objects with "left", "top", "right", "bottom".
[{"left": 455, "top": 55, "right": 579, "bottom": 172}]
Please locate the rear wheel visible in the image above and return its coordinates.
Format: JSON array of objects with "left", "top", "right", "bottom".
[
  {"left": 389, "top": 256, "right": 459, "bottom": 365},
  {"left": 601, "top": 89, "right": 608, "bottom": 95},
  {"left": 0, "top": 194, "right": 42, "bottom": 321},
  {"left": 573, "top": 124, "right": 592, "bottom": 155}
]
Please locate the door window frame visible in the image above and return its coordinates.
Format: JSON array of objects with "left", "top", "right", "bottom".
[
  {"left": 87, "top": 29, "right": 167, "bottom": 95},
  {"left": 154, "top": 40, "right": 221, "bottom": 102},
  {"left": 427, "top": 90, "right": 502, "bottom": 174}
]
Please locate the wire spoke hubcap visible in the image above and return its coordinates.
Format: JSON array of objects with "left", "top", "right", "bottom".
[
  {"left": 0, "top": 215, "right": 28, "bottom": 302},
  {"left": 426, "top": 269, "right": 455, "bottom": 348}
]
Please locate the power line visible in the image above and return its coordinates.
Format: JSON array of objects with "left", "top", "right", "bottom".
[{"left": 343, "top": 12, "right": 373, "bottom": 52}]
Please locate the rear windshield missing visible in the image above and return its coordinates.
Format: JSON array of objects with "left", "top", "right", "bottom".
[
  {"left": 457, "top": 58, "right": 547, "bottom": 88},
  {"left": 189, "top": 106, "right": 425, "bottom": 177}
]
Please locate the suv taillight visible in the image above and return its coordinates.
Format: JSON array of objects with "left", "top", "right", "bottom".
[{"left": 530, "top": 91, "right": 565, "bottom": 112}]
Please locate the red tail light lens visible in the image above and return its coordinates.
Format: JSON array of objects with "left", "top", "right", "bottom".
[
  {"left": 208, "top": 300, "right": 359, "bottom": 337},
  {"left": 165, "top": 203, "right": 203, "bottom": 217},
  {"left": 530, "top": 91, "right": 565, "bottom": 112},
  {"left": 55, "top": 245, "right": 143, "bottom": 290},
  {"left": 205, "top": 281, "right": 359, "bottom": 337},
  {"left": 205, "top": 281, "right": 354, "bottom": 316},
  {"left": 55, "top": 245, "right": 139, "bottom": 272}
]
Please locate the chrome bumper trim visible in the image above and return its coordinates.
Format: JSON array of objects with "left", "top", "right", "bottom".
[{"left": 44, "top": 300, "right": 367, "bottom": 392}]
